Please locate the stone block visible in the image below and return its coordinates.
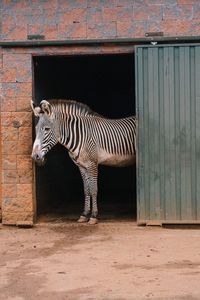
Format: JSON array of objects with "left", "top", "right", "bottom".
[
  {"left": 2, "top": 211, "right": 34, "bottom": 225},
  {"left": 2, "top": 141, "right": 17, "bottom": 155},
  {"left": 16, "top": 97, "right": 32, "bottom": 112},
  {"left": 58, "top": 22, "right": 87, "bottom": 39},
  {"left": 2, "top": 169, "right": 18, "bottom": 184},
  {"left": 2, "top": 184, "right": 17, "bottom": 198},
  {"left": 87, "top": 22, "right": 117, "bottom": 38},
  {"left": 1, "top": 126, "right": 19, "bottom": 141},
  {"left": 1, "top": 98, "right": 16, "bottom": 112},
  {"left": 2, "top": 155, "right": 17, "bottom": 170}
]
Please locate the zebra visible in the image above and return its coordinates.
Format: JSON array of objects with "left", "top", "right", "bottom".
[{"left": 31, "top": 99, "right": 137, "bottom": 225}]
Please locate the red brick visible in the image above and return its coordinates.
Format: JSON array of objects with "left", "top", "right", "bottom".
[
  {"left": 18, "top": 169, "right": 32, "bottom": 184},
  {"left": 17, "top": 155, "right": 33, "bottom": 183},
  {"left": 1, "top": 68, "right": 17, "bottom": 82},
  {"left": 2, "top": 211, "right": 34, "bottom": 224},
  {"left": 103, "top": 6, "right": 133, "bottom": 22},
  {"left": 17, "top": 155, "right": 32, "bottom": 170},
  {"left": 16, "top": 97, "right": 32, "bottom": 112},
  {"left": 1, "top": 126, "right": 18, "bottom": 141},
  {"left": 162, "top": 19, "right": 200, "bottom": 35},
  {"left": 1, "top": 112, "right": 14, "bottom": 126},
  {"left": 28, "top": 24, "right": 58, "bottom": 40},
  {"left": 133, "top": 4, "right": 163, "bottom": 21},
  {"left": 17, "top": 183, "right": 32, "bottom": 199},
  {"left": 17, "top": 140, "right": 32, "bottom": 155},
  {"left": 177, "top": 0, "right": 197, "bottom": 3},
  {"left": 3, "top": 54, "right": 31, "bottom": 69},
  {"left": 1, "top": 112, "right": 31, "bottom": 127},
  {"left": 87, "top": 22, "right": 117, "bottom": 38},
  {"left": 57, "top": 0, "right": 87, "bottom": 10},
  {"left": 2, "top": 184, "right": 16, "bottom": 198},
  {"left": 2, "top": 155, "right": 16, "bottom": 170},
  {"left": 163, "top": 4, "right": 193, "bottom": 20},
  {"left": 58, "top": 23, "right": 87, "bottom": 39},
  {"left": 58, "top": 8, "right": 87, "bottom": 26},
  {"left": 16, "top": 83, "right": 32, "bottom": 97},
  {"left": 87, "top": 7, "right": 103, "bottom": 24},
  {"left": 1, "top": 83, "right": 32, "bottom": 98},
  {"left": 192, "top": 5, "right": 200, "bottom": 19},
  {"left": 116, "top": 20, "right": 133, "bottom": 37},
  {"left": 2, "top": 169, "right": 18, "bottom": 183},
  {"left": 2, "top": 141, "right": 17, "bottom": 155},
  {"left": 87, "top": 0, "right": 115, "bottom": 8},
  {"left": 1, "top": 98, "right": 16, "bottom": 112},
  {"left": 19, "top": 127, "right": 32, "bottom": 141},
  {"left": 11, "top": 112, "right": 32, "bottom": 127}
]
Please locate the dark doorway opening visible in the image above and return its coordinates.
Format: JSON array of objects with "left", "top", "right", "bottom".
[{"left": 33, "top": 53, "right": 136, "bottom": 221}]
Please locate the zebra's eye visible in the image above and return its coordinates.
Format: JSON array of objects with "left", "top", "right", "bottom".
[{"left": 44, "top": 127, "right": 51, "bottom": 132}]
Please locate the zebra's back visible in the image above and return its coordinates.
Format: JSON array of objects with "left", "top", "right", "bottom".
[{"left": 84, "top": 115, "right": 136, "bottom": 167}]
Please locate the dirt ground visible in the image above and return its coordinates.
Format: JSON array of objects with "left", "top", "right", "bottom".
[{"left": 1, "top": 219, "right": 200, "bottom": 300}]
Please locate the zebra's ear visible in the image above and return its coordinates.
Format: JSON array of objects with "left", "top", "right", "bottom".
[
  {"left": 31, "top": 100, "right": 42, "bottom": 117},
  {"left": 40, "top": 100, "right": 52, "bottom": 116}
]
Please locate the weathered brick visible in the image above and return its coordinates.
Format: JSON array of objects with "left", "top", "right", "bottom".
[
  {"left": 16, "top": 97, "right": 32, "bottom": 112},
  {"left": 2, "top": 211, "right": 34, "bottom": 225},
  {"left": 133, "top": 3, "right": 163, "bottom": 21},
  {"left": 3, "top": 54, "right": 31, "bottom": 70},
  {"left": 1, "top": 82, "right": 32, "bottom": 98},
  {"left": 1, "top": 68, "right": 17, "bottom": 83},
  {"left": 17, "top": 155, "right": 32, "bottom": 170},
  {"left": 18, "top": 169, "right": 32, "bottom": 184},
  {"left": 58, "top": 23, "right": 87, "bottom": 39},
  {"left": 11, "top": 112, "right": 32, "bottom": 127},
  {"left": 58, "top": 8, "right": 87, "bottom": 25},
  {"left": 2, "top": 184, "right": 17, "bottom": 198},
  {"left": 163, "top": 4, "right": 193, "bottom": 20},
  {"left": 1, "top": 126, "right": 19, "bottom": 141},
  {"left": 1, "top": 97, "right": 16, "bottom": 112},
  {"left": 2, "top": 23, "right": 27, "bottom": 40},
  {"left": 87, "top": 22, "right": 117, "bottom": 38},
  {"left": 17, "top": 140, "right": 32, "bottom": 155},
  {"left": 2, "top": 141, "right": 17, "bottom": 155},
  {"left": 116, "top": 20, "right": 134, "bottom": 37},
  {"left": 2, "top": 169, "right": 18, "bottom": 183},
  {"left": 162, "top": 19, "right": 200, "bottom": 35},
  {"left": 17, "top": 183, "right": 32, "bottom": 199},
  {"left": 87, "top": 7, "right": 103, "bottom": 24},
  {"left": 57, "top": 0, "right": 87, "bottom": 10},
  {"left": 192, "top": 5, "right": 200, "bottom": 19},
  {"left": 2, "top": 154, "right": 17, "bottom": 170},
  {"left": 19, "top": 127, "right": 32, "bottom": 141},
  {"left": 28, "top": 24, "right": 58, "bottom": 40},
  {"left": 103, "top": 6, "right": 133, "bottom": 22},
  {"left": 87, "top": 0, "right": 116, "bottom": 8}
]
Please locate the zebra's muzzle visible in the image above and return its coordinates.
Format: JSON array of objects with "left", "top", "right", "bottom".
[{"left": 32, "top": 153, "right": 47, "bottom": 166}]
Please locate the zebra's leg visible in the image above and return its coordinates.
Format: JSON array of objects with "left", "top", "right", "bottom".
[
  {"left": 88, "top": 167, "right": 98, "bottom": 225},
  {"left": 77, "top": 167, "right": 91, "bottom": 223}
]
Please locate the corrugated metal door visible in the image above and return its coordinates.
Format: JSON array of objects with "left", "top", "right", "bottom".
[{"left": 136, "top": 44, "right": 200, "bottom": 225}]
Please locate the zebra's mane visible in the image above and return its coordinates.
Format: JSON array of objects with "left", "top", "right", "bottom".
[{"left": 49, "top": 99, "right": 99, "bottom": 116}]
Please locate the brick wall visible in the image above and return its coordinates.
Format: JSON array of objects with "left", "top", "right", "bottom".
[
  {"left": 1, "top": 0, "right": 200, "bottom": 41},
  {"left": 0, "top": 0, "right": 200, "bottom": 224},
  {"left": 1, "top": 50, "right": 33, "bottom": 224}
]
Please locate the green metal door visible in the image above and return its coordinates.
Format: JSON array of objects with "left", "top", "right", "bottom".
[{"left": 136, "top": 44, "right": 200, "bottom": 225}]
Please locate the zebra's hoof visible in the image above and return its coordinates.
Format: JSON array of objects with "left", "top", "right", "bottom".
[
  {"left": 77, "top": 216, "right": 89, "bottom": 223},
  {"left": 88, "top": 218, "right": 98, "bottom": 225}
]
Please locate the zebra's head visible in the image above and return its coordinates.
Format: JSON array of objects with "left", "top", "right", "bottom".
[{"left": 31, "top": 100, "right": 58, "bottom": 166}]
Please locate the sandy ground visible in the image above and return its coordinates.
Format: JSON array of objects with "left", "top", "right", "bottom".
[{"left": 0, "top": 220, "right": 200, "bottom": 300}]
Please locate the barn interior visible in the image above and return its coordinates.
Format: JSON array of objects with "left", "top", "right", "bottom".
[{"left": 33, "top": 53, "right": 136, "bottom": 221}]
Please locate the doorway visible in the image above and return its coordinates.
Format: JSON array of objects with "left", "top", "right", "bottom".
[{"left": 33, "top": 53, "right": 136, "bottom": 221}]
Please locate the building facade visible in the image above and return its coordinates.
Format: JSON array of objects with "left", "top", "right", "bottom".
[{"left": 1, "top": 0, "right": 200, "bottom": 225}]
